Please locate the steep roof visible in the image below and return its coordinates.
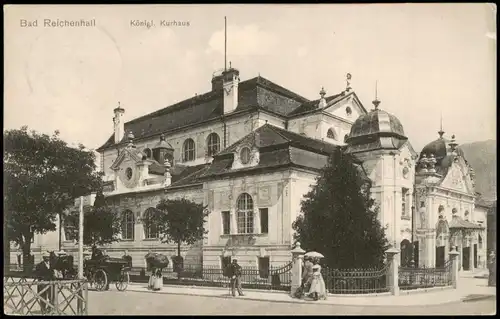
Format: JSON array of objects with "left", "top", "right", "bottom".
[
  {"left": 97, "top": 76, "right": 311, "bottom": 151},
  {"left": 288, "top": 93, "right": 344, "bottom": 116},
  {"left": 201, "top": 124, "right": 338, "bottom": 179},
  {"left": 217, "top": 124, "right": 338, "bottom": 157}
]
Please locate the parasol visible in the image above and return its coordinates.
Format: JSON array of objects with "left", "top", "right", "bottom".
[{"left": 304, "top": 251, "right": 324, "bottom": 258}]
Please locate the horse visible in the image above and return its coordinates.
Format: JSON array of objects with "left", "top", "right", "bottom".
[{"left": 49, "top": 251, "right": 76, "bottom": 279}]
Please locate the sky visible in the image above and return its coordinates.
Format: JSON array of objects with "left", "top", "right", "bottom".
[{"left": 4, "top": 4, "right": 497, "bottom": 153}]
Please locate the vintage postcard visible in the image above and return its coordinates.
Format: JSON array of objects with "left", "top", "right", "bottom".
[{"left": 3, "top": 3, "right": 496, "bottom": 316}]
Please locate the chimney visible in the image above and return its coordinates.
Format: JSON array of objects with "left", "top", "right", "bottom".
[
  {"left": 222, "top": 64, "right": 240, "bottom": 114},
  {"left": 113, "top": 102, "right": 125, "bottom": 144},
  {"left": 211, "top": 74, "right": 224, "bottom": 91}
]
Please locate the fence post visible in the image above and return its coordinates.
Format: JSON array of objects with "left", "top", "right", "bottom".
[
  {"left": 290, "top": 242, "right": 305, "bottom": 298},
  {"left": 449, "top": 248, "right": 460, "bottom": 289},
  {"left": 386, "top": 248, "right": 400, "bottom": 296}
]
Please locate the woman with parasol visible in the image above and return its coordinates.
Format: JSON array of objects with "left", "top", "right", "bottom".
[{"left": 304, "top": 251, "right": 327, "bottom": 301}]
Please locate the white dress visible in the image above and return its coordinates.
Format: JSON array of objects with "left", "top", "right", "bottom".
[{"left": 308, "top": 265, "right": 327, "bottom": 300}]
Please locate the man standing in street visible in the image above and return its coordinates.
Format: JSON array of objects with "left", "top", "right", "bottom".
[
  {"left": 301, "top": 256, "right": 314, "bottom": 297},
  {"left": 35, "top": 252, "right": 54, "bottom": 314},
  {"left": 229, "top": 259, "right": 244, "bottom": 297}
]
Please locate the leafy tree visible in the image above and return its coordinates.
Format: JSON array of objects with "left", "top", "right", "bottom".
[
  {"left": 4, "top": 127, "right": 102, "bottom": 271},
  {"left": 142, "top": 198, "right": 209, "bottom": 271},
  {"left": 292, "top": 148, "right": 389, "bottom": 269},
  {"left": 65, "top": 192, "right": 122, "bottom": 247}
]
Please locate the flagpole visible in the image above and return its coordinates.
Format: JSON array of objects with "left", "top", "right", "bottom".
[
  {"left": 224, "top": 16, "right": 227, "bottom": 71},
  {"left": 78, "top": 196, "right": 84, "bottom": 279}
]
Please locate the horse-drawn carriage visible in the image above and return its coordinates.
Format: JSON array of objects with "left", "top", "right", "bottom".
[
  {"left": 83, "top": 256, "right": 131, "bottom": 291},
  {"left": 48, "top": 251, "right": 77, "bottom": 279}
]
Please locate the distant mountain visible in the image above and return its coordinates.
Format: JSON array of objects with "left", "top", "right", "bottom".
[{"left": 459, "top": 140, "right": 497, "bottom": 201}]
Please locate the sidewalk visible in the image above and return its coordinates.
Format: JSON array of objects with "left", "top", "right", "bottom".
[{"left": 125, "top": 275, "right": 496, "bottom": 306}]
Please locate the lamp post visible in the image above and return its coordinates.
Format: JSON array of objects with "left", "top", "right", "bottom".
[
  {"left": 409, "top": 205, "right": 416, "bottom": 268},
  {"left": 78, "top": 196, "right": 84, "bottom": 279}
]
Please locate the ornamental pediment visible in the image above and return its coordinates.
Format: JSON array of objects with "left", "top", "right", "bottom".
[
  {"left": 110, "top": 148, "right": 143, "bottom": 171},
  {"left": 441, "top": 163, "right": 471, "bottom": 194},
  {"left": 324, "top": 93, "right": 365, "bottom": 122}
]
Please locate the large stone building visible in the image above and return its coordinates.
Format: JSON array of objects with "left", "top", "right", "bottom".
[{"left": 15, "top": 67, "right": 489, "bottom": 272}]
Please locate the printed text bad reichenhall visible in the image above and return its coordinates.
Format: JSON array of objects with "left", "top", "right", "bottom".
[{"left": 20, "top": 19, "right": 96, "bottom": 28}]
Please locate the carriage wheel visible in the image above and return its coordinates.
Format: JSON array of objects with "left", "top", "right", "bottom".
[
  {"left": 115, "top": 271, "right": 130, "bottom": 291},
  {"left": 94, "top": 269, "right": 108, "bottom": 291}
]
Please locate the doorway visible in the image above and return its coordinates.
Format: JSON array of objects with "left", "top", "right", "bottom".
[
  {"left": 474, "top": 244, "right": 478, "bottom": 268},
  {"left": 413, "top": 242, "right": 419, "bottom": 267},
  {"left": 400, "top": 240, "right": 412, "bottom": 267},
  {"left": 436, "top": 246, "right": 445, "bottom": 267},
  {"left": 462, "top": 247, "right": 470, "bottom": 271}
]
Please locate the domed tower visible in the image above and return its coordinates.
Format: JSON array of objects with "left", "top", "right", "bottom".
[
  {"left": 345, "top": 87, "right": 417, "bottom": 251},
  {"left": 414, "top": 125, "right": 479, "bottom": 269}
]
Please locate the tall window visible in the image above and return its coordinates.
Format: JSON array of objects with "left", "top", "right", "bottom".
[
  {"left": 402, "top": 188, "right": 409, "bottom": 216},
  {"left": 183, "top": 138, "right": 196, "bottom": 162},
  {"left": 237, "top": 193, "right": 254, "bottom": 234},
  {"left": 260, "top": 208, "right": 269, "bottom": 234},
  {"left": 327, "top": 128, "right": 336, "bottom": 140},
  {"left": 221, "top": 211, "right": 230, "bottom": 235},
  {"left": 143, "top": 208, "right": 159, "bottom": 239},
  {"left": 121, "top": 210, "right": 135, "bottom": 240},
  {"left": 207, "top": 133, "right": 220, "bottom": 157},
  {"left": 479, "top": 234, "right": 483, "bottom": 249},
  {"left": 143, "top": 148, "right": 152, "bottom": 159}
]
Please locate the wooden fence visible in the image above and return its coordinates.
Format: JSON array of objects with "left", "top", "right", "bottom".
[{"left": 4, "top": 275, "right": 88, "bottom": 315}]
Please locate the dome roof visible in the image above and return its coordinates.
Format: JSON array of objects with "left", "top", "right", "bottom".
[
  {"left": 419, "top": 134, "right": 465, "bottom": 161},
  {"left": 347, "top": 108, "right": 406, "bottom": 141},
  {"left": 153, "top": 134, "right": 174, "bottom": 150},
  {"left": 345, "top": 101, "right": 407, "bottom": 154}
]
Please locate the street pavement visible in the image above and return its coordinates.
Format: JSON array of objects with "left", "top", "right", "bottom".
[
  {"left": 85, "top": 273, "right": 496, "bottom": 315},
  {"left": 87, "top": 289, "right": 495, "bottom": 315}
]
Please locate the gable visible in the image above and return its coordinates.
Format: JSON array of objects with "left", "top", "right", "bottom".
[
  {"left": 440, "top": 163, "right": 471, "bottom": 194},
  {"left": 324, "top": 93, "right": 366, "bottom": 123},
  {"left": 110, "top": 148, "right": 143, "bottom": 170}
]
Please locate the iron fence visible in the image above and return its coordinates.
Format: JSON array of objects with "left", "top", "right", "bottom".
[
  {"left": 322, "top": 264, "right": 390, "bottom": 294},
  {"left": 3, "top": 275, "right": 88, "bottom": 315},
  {"left": 398, "top": 260, "right": 453, "bottom": 290},
  {"left": 138, "top": 262, "right": 292, "bottom": 291}
]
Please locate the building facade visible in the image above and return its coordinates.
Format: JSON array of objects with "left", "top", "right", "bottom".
[{"left": 21, "top": 68, "right": 488, "bottom": 272}]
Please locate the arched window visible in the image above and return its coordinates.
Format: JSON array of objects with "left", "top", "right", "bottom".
[
  {"left": 237, "top": 193, "right": 254, "bottom": 234},
  {"left": 206, "top": 133, "right": 220, "bottom": 157},
  {"left": 121, "top": 210, "right": 135, "bottom": 240},
  {"left": 143, "top": 148, "right": 152, "bottom": 159},
  {"left": 183, "top": 138, "right": 196, "bottom": 162},
  {"left": 327, "top": 128, "right": 337, "bottom": 140},
  {"left": 143, "top": 208, "right": 159, "bottom": 239}
]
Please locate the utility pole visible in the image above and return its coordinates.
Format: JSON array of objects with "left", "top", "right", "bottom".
[{"left": 78, "top": 196, "right": 84, "bottom": 279}]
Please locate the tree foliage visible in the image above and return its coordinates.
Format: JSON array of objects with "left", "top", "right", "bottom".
[
  {"left": 142, "top": 198, "right": 209, "bottom": 257},
  {"left": 65, "top": 192, "right": 122, "bottom": 247},
  {"left": 4, "top": 127, "right": 102, "bottom": 267},
  {"left": 292, "top": 148, "right": 389, "bottom": 269}
]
